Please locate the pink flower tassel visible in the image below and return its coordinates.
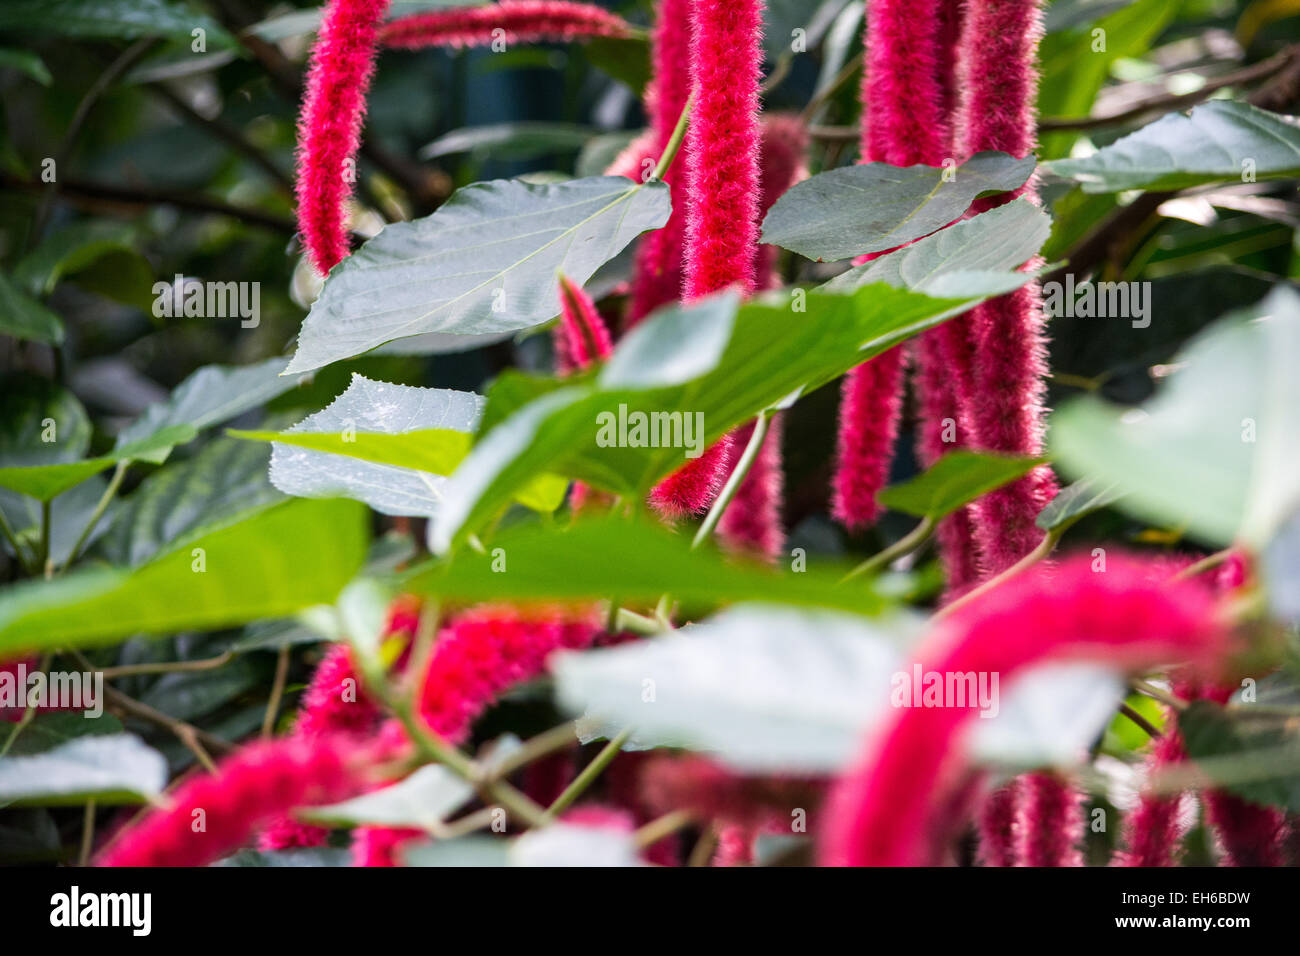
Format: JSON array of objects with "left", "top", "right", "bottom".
[
  {"left": 353, "top": 605, "right": 603, "bottom": 863},
  {"left": 832, "top": 0, "right": 951, "bottom": 531},
  {"left": 553, "top": 274, "right": 613, "bottom": 374},
  {"left": 648, "top": 0, "right": 764, "bottom": 517},
  {"left": 379, "top": 1, "right": 629, "bottom": 48},
  {"left": 627, "top": 0, "right": 695, "bottom": 325},
  {"left": 1115, "top": 729, "right": 1189, "bottom": 867},
  {"left": 712, "top": 824, "right": 757, "bottom": 866},
  {"left": 953, "top": 0, "right": 1057, "bottom": 572},
  {"left": 1016, "top": 770, "right": 1083, "bottom": 866},
  {"left": 717, "top": 116, "right": 807, "bottom": 560},
  {"left": 295, "top": 0, "right": 391, "bottom": 275},
  {"left": 718, "top": 415, "right": 785, "bottom": 561},
  {"left": 976, "top": 781, "right": 1019, "bottom": 866},
  {"left": 97, "top": 734, "right": 378, "bottom": 867},
  {"left": 819, "top": 554, "right": 1228, "bottom": 866}
]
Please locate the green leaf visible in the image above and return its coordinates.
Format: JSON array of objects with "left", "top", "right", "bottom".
[
  {"left": 250, "top": 374, "right": 484, "bottom": 518},
  {"left": 116, "top": 357, "right": 310, "bottom": 450},
  {"left": 583, "top": 36, "right": 651, "bottom": 95},
  {"left": 1043, "top": 0, "right": 1137, "bottom": 33},
  {"left": 877, "top": 452, "right": 1043, "bottom": 520},
  {"left": 421, "top": 122, "right": 596, "bottom": 161},
  {"left": 0, "top": 377, "right": 92, "bottom": 467},
  {"left": 0, "top": 274, "right": 63, "bottom": 345},
  {"left": 0, "top": 49, "right": 52, "bottom": 85},
  {"left": 819, "top": 198, "right": 1052, "bottom": 297},
  {"left": 761, "top": 152, "right": 1036, "bottom": 261},
  {"left": 405, "top": 837, "right": 511, "bottom": 867},
  {"left": 98, "top": 437, "right": 283, "bottom": 567},
  {"left": 1178, "top": 700, "right": 1300, "bottom": 812},
  {"left": 285, "top": 176, "right": 670, "bottom": 374},
  {"left": 554, "top": 604, "right": 1129, "bottom": 773},
  {"left": 1051, "top": 286, "right": 1300, "bottom": 547},
  {"left": 4, "top": 712, "right": 124, "bottom": 757},
  {"left": 0, "top": 424, "right": 196, "bottom": 501},
  {"left": 12, "top": 221, "right": 138, "bottom": 297},
  {"left": 1036, "top": 0, "right": 1177, "bottom": 159},
  {"left": 1035, "top": 478, "right": 1123, "bottom": 533},
  {"left": 215, "top": 848, "right": 352, "bottom": 867},
  {"left": 407, "top": 515, "right": 886, "bottom": 616},
  {"left": 0, "top": 734, "right": 166, "bottom": 806},
  {"left": 303, "top": 764, "right": 475, "bottom": 830},
  {"left": 1045, "top": 101, "right": 1300, "bottom": 193},
  {"left": 431, "top": 232, "right": 1043, "bottom": 552},
  {"left": 0, "top": 497, "right": 369, "bottom": 655},
  {"left": 511, "top": 824, "right": 643, "bottom": 867},
  {"left": 0, "top": 0, "right": 234, "bottom": 45}
]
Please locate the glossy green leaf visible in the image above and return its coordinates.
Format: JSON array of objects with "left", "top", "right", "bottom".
[
  {"left": 0, "top": 274, "right": 63, "bottom": 345},
  {"left": 285, "top": 176, "right": 670, "bottom": 374},
  {"left": 0, "top": 497, "right": 369, "bottom": 654},
  {"left": 877, "top": 452, "right": 1043, "bottom": 520},
  {"left": 408, "top": 515, "right": 886, "bottom": 616},
  {"left": 1051, "top": 286, "right": 1300, "bottom": 547},
  {"left": 0, "top": 424, "right": 196, "bottom": 501},
  {"left": 1045, "top": 101, "right": 1300, "bottom": 193},
  {"left": 761, "top": 152, "right": 1036, "bottom": 261},
  {"left": 0, "top": 0, "right": 234, "bottom": 45},
  {"left": 0, "top": 735, "right": 166, "bottom": 806}
]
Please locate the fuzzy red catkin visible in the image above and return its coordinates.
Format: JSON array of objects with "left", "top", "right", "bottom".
[
  {"left": 648, "top": 0, "right": 765, "bottom": 518},
  {"left": 627, "top": 0, "right": 694, "bottom": 325},
  {"left": 1115, "top": 727, "right": 1189, "bottom": 867},
  {"left": 819, "top": 554, "right": 1228, "bottom": 866},
  {"left": 352, "top": 604, "right": 604, "bottom": 864},
  {"left": 97, "top": 733, "right": 378, "bottom": 867},
  {"left": 258, "top": 598, "right": 417, "bottom": 852},
  {"left": 717, "top": 115, "right": 809, "bottom": 561},
  {"left": 553, "top": 274, "right": 613, "bottom": 374},
  {"left": 1016, "top": 769, "right": 1083, "bottom": 867},
  {"left": 976, "top": 780, "right": 1019, "bottom": 866},
  {"left": 379, "top": 1, "right": 629, "bottom": 49},
  {"left": 832, "top": 0, "right": 951, "bottom": 532},
  {"left": 296, "top": 0, "right": 390, "bottom": 275},
  {"left": 953, "top": 0, "right": 1057, "bottom": 573},
  {"left": 1173, "top": 678, "right": 1287, "bottom": 867}
]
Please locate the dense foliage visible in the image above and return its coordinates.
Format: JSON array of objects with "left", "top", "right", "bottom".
[{"left": 2, "top": 0, "right": 1300, "bottom": 869}]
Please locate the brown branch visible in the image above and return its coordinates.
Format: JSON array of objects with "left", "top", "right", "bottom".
[{"left": 1040, "top": 45, "right": 1300, "bottom": 132}]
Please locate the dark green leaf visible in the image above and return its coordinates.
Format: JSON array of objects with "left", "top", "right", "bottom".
[
  {"left": 285, "top": 176, "right": 670, "bottom": 374},
  {"left": 0, "top": 0, "right": 234, "bottom": 45},
  {"left": 0, "top": 274, "right": 63, "bottom": 345},
  {"left": 0, "top": 734, "right": 166, "bottom": 806},
  {"left": 761, "top": 152, "right": 1036, "bottom": 261},
  {"left": 0, "top": 497, "right": 369, "bottom": 655},
  {"left": 1035, "top": 478, "right": 1123, "bottom": 532},
  {"left": 1045, "top": 101, "right": 1300, "bottom": 193},
  {"left": 877, "top": 452, "right": 1043, "bottom": 520}
]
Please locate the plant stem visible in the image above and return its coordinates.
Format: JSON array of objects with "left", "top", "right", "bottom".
[
  {"left": 1173, "top": 547, "right": 1234, "bottom": 582},
  {"left": 0, "top": 507, "right": 35, "bottom": 575},
  {"left": 38, "top": 500, "right": 51, "bottom": 578},
  {"left": 79, "top": 800, "right": 96, "bottom": 865},
  {"left": 61, "top": 460, "right": 128, "bottom": 573},
  {"left": 97, "top": 651, "right": 234, "bottom": 679},
  {"left": 842, "top": 516, "right": 935, "bottom": 582},
  {"left": 800, "top": 56, "right": 859, "bottom": 123},
  {"left": 613, "top": 607, "right": 664, "bottom": 635},
  {"left": 693, "top": 411, "right": 772, "bottom": 550},
  {"left": 489, "top": 721, "right": 579, "bottom": 779},
  {"left": 0, "top": 654, "right": 50, "bottom": 758},
  {"left": 543, "top": 728, "right": 633, "bottom": 820},
  {"left": 651, "top": 90, "right": 695, "bottom": 181},
  {"left": 634, "top": 809, "right": 695, "bottom": 849},
  {"left": 1132, "top": 678, "right": 1186, "bottom": 711},
  {"left": 261, "top": 644, "right": 290, "bottom": 739},
  {"left": 935, "top": 527, "right": 1062, "bottom": 620},
  {"left": 1118, "top": 702, "right": 1161, "bottom": 739}
]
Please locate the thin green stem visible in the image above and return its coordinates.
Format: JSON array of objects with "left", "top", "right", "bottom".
[
  {"left": 1132, "top": 678, "right": 1186, "bottom": 711},
  {"left": 489, "top": 721, "right": 580, "bottom": 779},
  {"left": 38, "top": 500, "right": 51, "bottom": 578},
  {"left": 1173, "top": 547, "right": 1234, "bottom": 582},
  {"left": 842, "top": 516, "right": 935, "bottom": 582},
  {"left": 543, "top": 728, "right": 633, "bottom": 821},
  {"left": 634, "top": 809, "right": 695, "bottom": 849},
  {"left": 0, "top": 506, "right": 35, "bottom": 575},
  {"left": 79, "top": 800, "right": 96, "bottom": 865},
  {"left": 0, "top": 654, "right": 49, "bottom": 758},
  {"left": 693, "top": 411, "right": 772, "bottom": 550},
  {"left": 935, "top": 527, "right": 1062, "bottom": 620},
  {"left": 261, "top": 644, "right": 290, "bottom": 738},
  {"left": 61, "top": 460, "right": 128, "bottom": 573},
  {"left": 651, "top": 90, "right": 696, "bottom": 181}
]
